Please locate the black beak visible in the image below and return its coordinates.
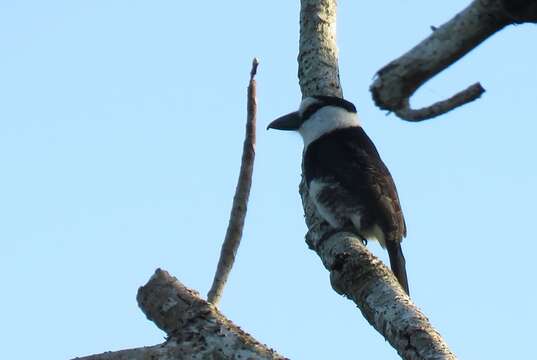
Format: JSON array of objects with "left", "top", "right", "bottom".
[{"left": 267, "top": 111, "right": 302, "bottom": 131}]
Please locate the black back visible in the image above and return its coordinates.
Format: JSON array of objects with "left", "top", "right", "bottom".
[{"left": 304, "top": 127, "right": 406, "bottom": 242}]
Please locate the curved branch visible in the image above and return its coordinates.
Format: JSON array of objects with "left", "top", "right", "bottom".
[
  {"left": 207, "top": 58, "right": 258, "bottom": 305},
  {"left": 297, "top": 0, "right": 456, "bottom": 358},
  {"left": 370, "top": 0, "right": 517, "bottom": 121}
]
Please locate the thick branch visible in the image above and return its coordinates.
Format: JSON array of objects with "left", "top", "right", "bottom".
[
  {"left": 139, "top": 269, "right": 286, "bottom": 359},
  {"left": 298, "top": 0, "right": 456, "bottom": 358},
  {"left": 74, "top": 269, "right": 286, "bottom": 360},
  {"left": 306, "top": 220, "right": 456, "bottom": 359},
  {"left": 301, "top": 183, "right": 456, "bottom": 360},
  {"left": 73, "top": 343, "right": 192, "bottom": 360},
  {"left": 299, "top": 0, "right": 342, "bottom": 97},
  {"left": 207, "top": 58, "right": 259, "bottom": 305},
  {"left": 370, "top": 0, "right": 517, "bottom": 121}
]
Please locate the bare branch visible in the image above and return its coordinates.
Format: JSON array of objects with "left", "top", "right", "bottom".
[
  {"left": 207, "top": 58, "right": 259, "bottom": 305},
  {"left": 74, "top": 269, "right": 286, "bottom": 360},
  {"left": 138, "top": 269, "right": 286, "bottom": 360},
  {"left": 370, "top": 0, "right": 516, "bottom": 121},
  {"left": 393, "top": 83, "right": 485, "bottom": 122},
  {"left": 72, "top": 343, "right": 191, "bottom": 360},
  {"left": 299, "top": 0, "right": 342, "bottom": 97},
  {"left": 297, "top": 0, "right": 457, "bottom": 358},
  {"left": 304, "top": 220, "right": 456, "bottom": 359}
]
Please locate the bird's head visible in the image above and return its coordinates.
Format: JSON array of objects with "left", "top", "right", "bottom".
[{"left": 267, "top": 95, "right": 360, "bottom": 146}]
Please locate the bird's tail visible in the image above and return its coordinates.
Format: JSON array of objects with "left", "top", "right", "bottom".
[{"left": 386, "top": 241, "right": 409, "bottom": 295}]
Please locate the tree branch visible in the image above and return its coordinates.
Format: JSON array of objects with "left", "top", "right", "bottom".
[
  {"left": 370, "top": 0, "right": 531, "bottom": 121},
  {"left": 72, "top": 343, "right": 193, "bottom": 360},
  {"left": 73, "top": 269, "right": 286, "bottom": 360},
  {"left": 305, "top": 224, "right": 456, "bottom": 359},
  {"left": 73, "top": 61, "right": 278, "bottom": 360},
  {"left": 207, "top": 58, "right": 259, "bottom": 305},
  {"left": 299, "top": 0, "right": 342, "bottom": 98},
  {"left": 297, "top": 0, "right": 457, "bottom": 358}
]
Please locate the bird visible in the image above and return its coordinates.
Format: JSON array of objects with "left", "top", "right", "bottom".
[{"left": 267, "top": 95, "right": 409, "bottom": 294}]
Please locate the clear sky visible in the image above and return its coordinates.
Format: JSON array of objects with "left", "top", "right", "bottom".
[{"left": 1, "top": 1, "right": 536, "bottom": 359}]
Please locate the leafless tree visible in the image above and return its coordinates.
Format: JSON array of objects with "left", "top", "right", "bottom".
[{"left": 74, "top": 1, "right": 536, "bottom": 359}]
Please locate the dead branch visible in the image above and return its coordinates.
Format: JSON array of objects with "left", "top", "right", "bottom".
[
  {"left": 299, "top": 0, "right": 342, "bottom": 97},
  {"left": 73, "top": 60, "right": 273, "bottom": 360},
  {"left": 297, "top": 0, "right": 457, "bottom": 358},
  {"left": 73, "top": 269, "right": 286, "bottom": 360},
  {"left": 370, "top": 0, "right": 537, "bottom": 122},
  {"left": 304, "top": 218, "right": 456, "bottom": 359},
  {"left": 72, "top": 343, "right": 196, "bottom": 360},
  {"left": 207, "top": 58, "right": 259, "bottom": 305}
]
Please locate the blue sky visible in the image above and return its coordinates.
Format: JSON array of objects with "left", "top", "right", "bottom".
[{"left": 1, "top": 1, "right": 536, "bottom": 359}]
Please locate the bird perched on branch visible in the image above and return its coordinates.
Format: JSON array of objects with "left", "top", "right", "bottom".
[{"left": 268, "top": 96, "right": 409, "bottom": 294}]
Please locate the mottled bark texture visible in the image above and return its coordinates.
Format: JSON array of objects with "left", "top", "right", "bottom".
[
  {"left": 298, "top": 0, "right": 457, "bottom": 359},
  {"left": 73, "top": 269, "right": 287, "bottom": 360},
  {"left": 307, "top": 229, "right": 456, "bottom": 360},
  {"left": 208, "top": 58, "right": 259, "bottom": 306},
  {"left": 371, "top": 0, "right": 537, "bottom": 122},
  {"left": 73, "top": 343, "right": 199, "bottom": 360},
  {"left": 73, "top": 62, "right": 282, "bottom": 360},
  {"left": 299, "top": 0, "right": 342, "bottom": 98}
]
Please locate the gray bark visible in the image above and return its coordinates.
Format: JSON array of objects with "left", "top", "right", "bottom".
[
  {"left": 72, "top": 343, "right": 199, "bottom": 360},
  {"left": 73, "top": 269, "right": 287, "bottom": 360},
  {"left": 73, "top": 61, "right": 283, "bottom": 360},
  {"left": 299, "top": 0, "right": 342, "bottom": 98},
  {"left": 297, "top": 0, "right": 457, "bottom": 358},
  {"left": 370, "top": 0, "right": 537, "bottom": 121},
  {"left": 208, "top": 58, "right": 258, "bottom": 306}
]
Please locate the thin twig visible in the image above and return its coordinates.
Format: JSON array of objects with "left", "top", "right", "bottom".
[{"left": 207, "top": 58, "right": 258, "bottom": 305}]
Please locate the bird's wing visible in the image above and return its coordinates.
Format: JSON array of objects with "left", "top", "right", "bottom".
[{"left": 305, "top": 127, "right": 406, "bottom": 241}]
